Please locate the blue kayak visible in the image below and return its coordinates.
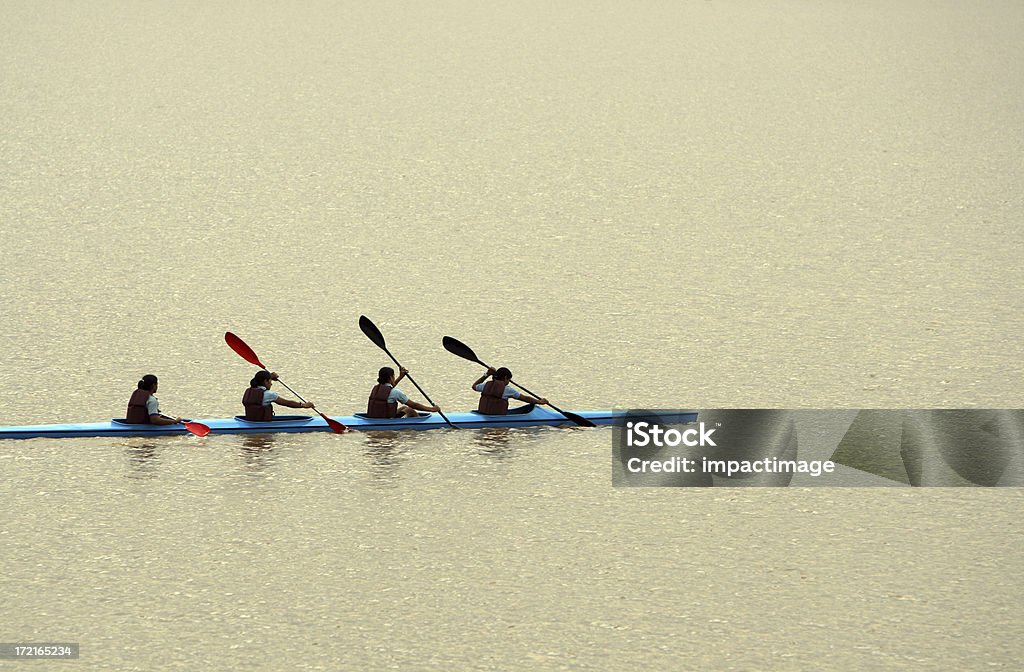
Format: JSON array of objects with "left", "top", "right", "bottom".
[{"left": 0, "top": 405, "right": 698, "bottom": 439}]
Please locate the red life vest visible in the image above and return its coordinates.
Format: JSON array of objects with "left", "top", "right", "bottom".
[
  {"left": 366, "top": 384, "right": 398, "bottom": 418},
  {"left": 242, "top": 386, "right": 273, "bottom": 421},
  {"left": 126, "top": 389, "right": 153, "bottom": 424},
  {"left": 477, "top": 380, "right": 509, "bottom": 415}
]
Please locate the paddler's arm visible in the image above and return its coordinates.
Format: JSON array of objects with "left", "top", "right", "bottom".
[
  {"left": 511, "top": 390, "right": 549, "bottom": 406},
  {"left": 273, "top": 398, "right": 315, "bottom": 409},
  {"left": 406, "top": 400, "right": 441, "bottom": 413},
  {"left": 152, "top": 414, "right": 183, "bottom": 425},
  {"left": 472, "top": 367, "right": 497, "bottom": 390}
]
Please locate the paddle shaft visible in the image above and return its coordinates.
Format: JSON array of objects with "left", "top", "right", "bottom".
[
  {"left": 273, "top": 379, "right": 346, "bottom": 430},
  {"left": 380, "top": 347, "right": 455, "bottom": 428},
  {"left": 273, "top": 378, "right": 308, "bottom": 404}
]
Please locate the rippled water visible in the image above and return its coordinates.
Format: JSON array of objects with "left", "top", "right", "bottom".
[{"left": 2, "top": 1, "right": 1022, "bottom": 670}]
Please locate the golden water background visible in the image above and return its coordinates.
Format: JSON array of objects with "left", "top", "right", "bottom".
[{"left": 1, "top": 2, "right": 1021, "bottom": 670}]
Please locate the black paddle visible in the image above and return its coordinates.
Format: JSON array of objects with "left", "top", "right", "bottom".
[
  {"left": 359, "top": 316, "right": 456, "bottom": 429},
  {"left": 441, "top": 336, "right": 596, "bottom": 427}
]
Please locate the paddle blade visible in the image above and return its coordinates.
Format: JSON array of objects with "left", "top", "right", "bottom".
[
  {"left": 359, "top": 315, "right": 387, "bottom": 351},
  {"left": 225, "top": 332, "right": 266, "bottom": 369},
  {"left": 560, "top": 410, "right": 597, "bottom": 428},
  {"left": 321, "top": 413, "right": 348, "bottom": 434},
  {"left": 183, "top": 420, "right": 212, "bottom": 437},
  {"left": 442, "top": 336, "right": 482, "bottom": 365}
]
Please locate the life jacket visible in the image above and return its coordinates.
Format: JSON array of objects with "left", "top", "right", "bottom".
[
  {"left": 242, "top": 386, "right": 273, "bottom": 421},
  {"left": 477, "top": 380, "right": 509, "bottom": 415},
  {"left": 126, "top": 389, "right": 153, "bottom": 424},
  {"left": 366, "top": 384, "right": 398, "bottom": 418}
]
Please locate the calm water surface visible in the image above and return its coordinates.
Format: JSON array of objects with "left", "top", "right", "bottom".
[{"left": 1, "top": 1, "right": 1021, "bottom": 670}]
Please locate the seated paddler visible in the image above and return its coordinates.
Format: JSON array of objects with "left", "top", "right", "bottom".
[
  {"left": 243, "top": 370, "right": 315, "bottom": 421},
  {"left": 366, "top": 366, "right": 441, "bottom": 418},
  {"left": 473, "top": 367, "right": 548, "bottom": 415},
  {"left": 126, "top": 374, "right": 182, "bottom": 425}
]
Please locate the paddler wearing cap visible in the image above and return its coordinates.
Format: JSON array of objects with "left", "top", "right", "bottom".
[{"left": 242, "top": 370, "right": 315, "bottom": 421}]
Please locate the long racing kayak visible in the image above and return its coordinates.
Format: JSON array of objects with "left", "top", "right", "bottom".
[{"left": 0, "top": 405, "right": 698, "bottom": 440}]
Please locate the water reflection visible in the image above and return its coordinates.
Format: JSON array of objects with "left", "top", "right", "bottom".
[
  {"left": 362, "top": 431, "right": 416, "bottom": 484},
  {"left": 354, "top": 425, "right": 575, "bottom": 482},
  {"left": 237, "top": 434, "right": 279, "bottom": 475},
  {"left": 473, "top": 426, "right": 552, "bottom": 460},
  {"left": 474, "top": 428, "right": 516, "bottom": 459},
  {"left": 123, "top": 441, "right": 160, "bottom": 479}
]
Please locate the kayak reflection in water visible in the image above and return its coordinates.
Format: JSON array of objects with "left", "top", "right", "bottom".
[
  {"left": 125, "top": 374, "right": 182, "bottom": 426},
  {"left": 473, "top": 367, "right": 548, "bottom": 415},
  {"left": 366, "top": 366, "right": 441, "bottom": 418},
  {"left": 242, "top": 370, "right": 315, "bottom": 421}
]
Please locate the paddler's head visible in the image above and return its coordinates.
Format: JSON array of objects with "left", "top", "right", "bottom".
[
  {"left": 138, "top": 374, "right": 158, "bottom": 393},
  {"left": 493, "top": 367, "right": 512, "bottom": 382},
  {"left": 378, "top": 366, "right": 396, "bottom": 385},
  {"left": 251, "top": 370, "right": 274, "bottom": 389}
]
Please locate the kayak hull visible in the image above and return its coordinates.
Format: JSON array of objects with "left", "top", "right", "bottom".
[{"left": 0, "top": 406, "right": 698, "bottom": 439}]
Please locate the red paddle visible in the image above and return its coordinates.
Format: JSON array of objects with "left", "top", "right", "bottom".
[
  {"left": 152, "top": 415, "right": 210, "bottom": 437},
  {"left": 224, "top": 332, "right": 348, "bottom": 433},
  {"left": 180, "top": 419, "right": 212, "bottom": 437}
]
